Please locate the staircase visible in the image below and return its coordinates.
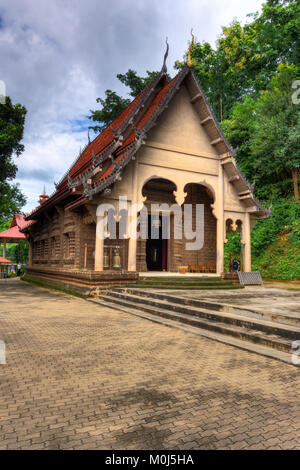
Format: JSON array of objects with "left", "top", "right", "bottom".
[
  {"left": 126, "top": 275, "right": 242, "bottom": 290},
  {"left": 92, "top": 287, "right": 300, "bottom": 366}
]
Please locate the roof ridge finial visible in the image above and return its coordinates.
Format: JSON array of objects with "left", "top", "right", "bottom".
[
  {"left": 187, "top": 28, "right": 195, "bottom": 68},
  {"left": 161, "top": 37, "right": 169, "bottom": 73}
]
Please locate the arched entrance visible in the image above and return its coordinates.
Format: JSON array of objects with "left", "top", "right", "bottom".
[
  {"left": 136, "top": 179, "right": 217, "bottom": 273},
  {"left": 182, "top": 183, "right": 216, "bottom": 273},
  {"left": 138, "top": 178, "right": 177, "bottom": 272},
  {"left": 224, "top": 218, "right": 243, "bottom": 272}
]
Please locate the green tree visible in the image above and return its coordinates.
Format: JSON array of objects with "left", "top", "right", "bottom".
[
  {"left": 0, "top": 96, "right": 27, "bottom": 222},
  {"left": 250, "top": 63, "right": 300, "bottom": 200},
  {"left": 88, "top": 90, "right": 130, "bottom": 133},
  {"left": 177, "top": 0, "right": 300, "bottom": 121},
  {"left": 88, "top": 69, "right": 158, "bottom": 133},
  {"left": 116, "top": 69, "right": 158, "bottom": 97},
  {"left": 222, "top": 64, "right": 300, "bottom": 200},
  {"left": 13, "top": 241, "right": 29, "bottom": 264}
]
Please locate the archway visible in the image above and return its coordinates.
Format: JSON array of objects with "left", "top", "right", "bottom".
[
  {"left": 224, "top": 218, "right": 243, "bottom": 272},
  {"left": 137, "top": 179, "right": 217, "bottom": 273},
  {"left": 182, "top": 183, "right": 216, "bottom": 273},
  {"left": 138, "top": 177, "right": 177, "bottom": 272}
]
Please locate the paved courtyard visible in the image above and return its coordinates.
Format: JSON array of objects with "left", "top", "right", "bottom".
[{"left": 0, "top": 279, "right": 300, "bottom": 450}]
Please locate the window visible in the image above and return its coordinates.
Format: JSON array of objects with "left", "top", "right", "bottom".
[
  {"left": 63, "top": 232, "right": 75, "bottom": 259},
  {"left": 64, "top": 234, "right": 70, "bottom": 258},
  {"left": 40, "top": 240, "right": 45, "bottom": 258},
  {"left": 50, "top": 237, "right": 56, "bottom": 257}
]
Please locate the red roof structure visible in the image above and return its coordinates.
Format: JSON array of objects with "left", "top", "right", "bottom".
[
  {"left": 24, "top": 57, "right": 268, "bottom": 221},
  {"left": 25, "top": 66, "right": 190, "bottom": 218},
  {"left": 0, "top": 256, "right": 13, "bottom": 264},
  {"left": 0, "top": 214, "right": 35, "bottom": 242}
]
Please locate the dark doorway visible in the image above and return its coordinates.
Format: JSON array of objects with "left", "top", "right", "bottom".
[{"left": 146, "top": 215, "right": 168, "bottom": 271}]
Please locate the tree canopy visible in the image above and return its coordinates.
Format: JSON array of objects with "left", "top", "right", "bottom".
[
  {"left": 88, "top": 69, "right": 158, "bottom": 133},
  {"left": 176, "top": 0, "right": 299, "bottom": 122},
  {"left": 0, "top": 96, "right": 27, "bottom": 221},
  {"left": 222, "top": 63, "right": 300, "bottom": 199}
]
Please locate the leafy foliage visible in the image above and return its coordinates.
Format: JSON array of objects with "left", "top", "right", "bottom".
[
  {"left": 176, "top": 0, "right": 300, "bottom": 121},
  {"left": 2, "top": 241, "right": 28, "bottom": 264},
  {"left": 13, "top": 241, "right": 29, "bottom": 263},
  {"left": 116, "top": 69, "right": 158, "bottom": 98},
  {"left": 0, "top": 96, "right": 27, "bottom": 224},
  {"left": 224, "top": 232, "right": 242, "bottom": 272},
  {"left": 88, "top": 69, "right": 158, "bottom": 133},
  {"left": 251, "top": 199, "right": 300, "bottom": 257},
  {"left": 88, "top": 90, "right": 130, "bottom": 134},
  {"left": 252, "top": 232, "right": 300, "bottom": 280},
  {"left": 221, "top": 63, "right": 300, "bottom": 200}
]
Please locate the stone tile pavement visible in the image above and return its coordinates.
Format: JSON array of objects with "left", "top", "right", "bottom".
[{"left": 0, "top": 279, "right": 299, "bottom": 450}]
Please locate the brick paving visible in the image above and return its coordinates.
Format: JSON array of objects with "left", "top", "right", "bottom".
[{"left": 0, "top": 279, "right": 300, "bottom": 450}]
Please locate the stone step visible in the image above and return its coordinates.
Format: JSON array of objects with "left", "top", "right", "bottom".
[
  {"left": 139, "top": 276, "right": 221, "bottom": 282},
  {"left": 106, "top": 290, "right": 300, "bottom": 342},
  {"left": 127, "top": 283, "right": 241, "bottom": 290},
  {"left": 117, "top": 288, "right": 300, "bottom": 328},
  {"left": 131, "top": 276, "right": 242, "bottom": 290},
  {"left": 92, "top": 295, "right": 297, "bottom": 366},
  {"left": 102, "top": 291, "right": 300, "bottom": 353},
  {"left": 132, "top": 280, "right": 235, "bottom": 286}
]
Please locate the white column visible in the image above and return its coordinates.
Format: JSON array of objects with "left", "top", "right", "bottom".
[
  {"left": 243, "top": 212, "right": 251, "bottom": 272},
  {"left": 216, "top": 164, "right": 224, "bottom": 275},
  {"left": 128, "top": 229, "right": 137, "bottom": 271},
  {"left": 94, "top": 214, "right": 104, "bottom": 271},
  {"left": 2, "top": 239, "right": 6, "bottom": 258},
  {"left": 128, "top": 160, "right": 138, "bottom": 272}
]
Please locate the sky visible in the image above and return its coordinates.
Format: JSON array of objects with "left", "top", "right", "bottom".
[{"left": 0, "top": 0, "right": 265, "bottom": 213}]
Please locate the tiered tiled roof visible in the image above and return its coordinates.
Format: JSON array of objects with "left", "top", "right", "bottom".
[
  {"left": 0, "top": 214, "right": 35, "bottom": 240},
  {"left": 26, "top": 66, "right": 187, "bottom": 218},
  {"left": 26, "top": 63, "right": 269, "bottom": 220}
]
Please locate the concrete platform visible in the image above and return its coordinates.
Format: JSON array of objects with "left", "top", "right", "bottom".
[
  {"left": 173, "top": 286, "right": 300, "bottom": 317},
  {"left": 139, "top": 272, "right": 218, "bottom": 277}
]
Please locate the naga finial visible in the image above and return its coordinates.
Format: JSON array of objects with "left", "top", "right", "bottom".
[
  {"left": 187, "top": 28, "right": 195, "bottom": 67},
  {"left": 161, "top": 37, "right": 169, "bottom": 73}
]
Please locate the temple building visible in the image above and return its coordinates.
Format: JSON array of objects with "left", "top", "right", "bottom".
[{"left": 22, "top": 48, "right": 269, "bottom": 292}]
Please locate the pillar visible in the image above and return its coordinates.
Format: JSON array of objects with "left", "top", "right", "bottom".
[
  {"left": 243, "top": 212, "right": 251, "bottom": 272},
  {"left": 128, "top": 229, "right": 137, "bottom": 271},
  {"left": 216, "top": 164, "right": 224, "bottom": 275},
  {"left": 128, "top": 160, "right": 138, "bottom": 272},
  {"left": 2, "top": 239, "right": 6, "bottom": 258},
  {"left": 94, "top": 214, "right": 104, "bottom": 271},
  {"left": 28, "top": 239, "right": 33, "bottom": 267}
]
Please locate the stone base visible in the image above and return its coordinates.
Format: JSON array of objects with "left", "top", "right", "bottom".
[
  {"left": 221, "top": 272, "right": 240, "bottom": 284},
  {"left": 25, "top": 266, "right": 138, "bottom": 296}
]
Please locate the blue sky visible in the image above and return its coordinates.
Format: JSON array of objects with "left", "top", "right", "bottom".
[{"left": 0, "top": 0, "right": 265, "bottom": 213}]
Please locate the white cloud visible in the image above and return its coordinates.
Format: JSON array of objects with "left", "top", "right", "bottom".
[{"left": 0, "top": 0, "right": 264, "bottom": 213}]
